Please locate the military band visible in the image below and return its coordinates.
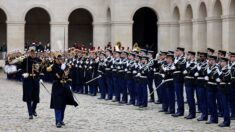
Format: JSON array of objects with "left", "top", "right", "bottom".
[{"left": 5, "top": 42, "right": 235, "bottom": 128}]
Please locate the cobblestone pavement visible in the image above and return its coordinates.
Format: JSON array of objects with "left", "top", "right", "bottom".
[{"left": 0, "top": 73, "right": 234, "bottom": 132}]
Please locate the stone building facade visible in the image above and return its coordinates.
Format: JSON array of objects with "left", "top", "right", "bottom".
[{"left": 0, "top": 0, "right": 235, "bottom": 53}]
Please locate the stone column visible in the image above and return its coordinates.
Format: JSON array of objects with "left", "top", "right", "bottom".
[
  {"left": 93, "top": 21, "right": 110, "bottom": 49},
  {"left": 111, "top": 21, "right": 133, "bottom": 49},
  {"left": 7, "top": 21, "right": 25, "bottom": 52},
  {"left": 169, "top": 21, "right": 179, "bottom": 50},
  {"left": 222, "top": 15, "right": 235, "bottom": 51},
  {"left": 179, "top": 20, "right": 193, "bottom": 51},
  {"left": 50, "top": 22, "right": 68, "bottom": 51},
  {"left": 158, "top": 21, "right": 171, "bottom": 51},
  {"left": 192, "top": 19, "right": 207, "bottom": 51},
  {"left": 206, "top": 17, "right": 222, "bottom": 50}
]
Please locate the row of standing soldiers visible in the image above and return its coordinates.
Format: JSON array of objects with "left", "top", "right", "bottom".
[
  {"left": 67, "top": 47, "right": 234, "bottom": 128},
  {"left": 7, "top": 45, "right": 235, "bottom": 128}
]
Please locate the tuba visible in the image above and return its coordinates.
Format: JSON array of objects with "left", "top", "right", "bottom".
[
  {"left": 115, "top": 42, "right": 122, "bottom": 51},
  {"left": 133, "top": 43, "right": 140, "bottom": 52}
]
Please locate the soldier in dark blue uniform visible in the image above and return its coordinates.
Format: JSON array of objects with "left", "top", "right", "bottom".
[
  {"left": 46, "top": 54, "right": 78, "bottom": 128},
  {"left": 135, "top": 55, "right": 149, "bottom": 108},
  {"left": 112, "top": 50, "right": 122, "bottom": 102},
  {"left": 205, "top": 55, "right": 219, "bottom": 124},
  {"left": 146, "top": 50, "right": 155, "bottom": 102},
  {"left": 172, "top": 47, "right": 186, "bottom": 117},
  {"left": 183, "top": 51, "right": 197, "bottom": 119},
  {"left": 229, "top": 52, "right": 235, "bottom": 120},
  {"left": 88, "top": 51, "right": 99, "bottom": 96},
  {"left": 216, "top": 50, "right": 227, "bottom": 117},
  {"left": 119, "top": 51, "right": 128, "bottom": 104},
  {"left": 161, "top": 53, "right": 175, "bottom": 114},
  {"left": 104, "top": 48, "right": 114, "bottom": 100},
  {"left": 217, "top": 57, "right": 231, "bottom": 127},
  {"left": 97, "top": 52, "right": 107, "bottom": 99},
  {"left": 126, "top": 52, "right": 136, "bottom": 105},
  {"left": 21, "top": 47, "right": 43, "bottom": 119},
  {"left": 153, "top": 51, "right": 167, "bottom": 105},
  {"left": 195, "top": 52, "right": 208, "bottom": 121}
]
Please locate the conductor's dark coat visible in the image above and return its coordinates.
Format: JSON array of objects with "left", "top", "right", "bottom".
[
  {"left": 49, "top": 63, "right": 78, "bottom": 109},
  {"left": 21, "top": 56, "right": 42, "bottom": 103}
]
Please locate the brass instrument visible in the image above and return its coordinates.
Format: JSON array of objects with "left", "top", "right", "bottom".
[{"left": 133, "top": 43, "right": 140, "bottom": 52}]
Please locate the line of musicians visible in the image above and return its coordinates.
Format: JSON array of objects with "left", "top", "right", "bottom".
[{"left": 5, "top": 44, "right": 235, "bottom": 128}]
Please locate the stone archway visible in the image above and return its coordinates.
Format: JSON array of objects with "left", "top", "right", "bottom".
[
  {"left": 68, "top": 8, "right": 93, "bottom": 48},
  {"left": 132, "top": 7, "right": 158, "bottom": 51},
  {"left": 25, "top": 7, "right": 51, "bottom": 49},
  {"left": 182, "top": 5, "right": 193, "bottom": 50}
]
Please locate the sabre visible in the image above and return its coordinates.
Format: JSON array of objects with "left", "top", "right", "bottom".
[
  {"left": 40, "top": 82, "right": 51, "bottom": 95},
  {"left": 149, "top": 80, "right": 165, "bottom": 96},
  {"left": 85, "top": 75, "right": 102, "bottom": 84}
]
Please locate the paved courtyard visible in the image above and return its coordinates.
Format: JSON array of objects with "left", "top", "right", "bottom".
[{"left": 0, "top": 72, "right": 234, "bottom": 132}]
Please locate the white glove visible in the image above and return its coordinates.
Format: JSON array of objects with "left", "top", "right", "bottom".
[
  {"left": 197, "top": 65, "right": 201, "bottom": 71},
  {"left": 111, "top": 65, "right": 113, "bottom": 69},
  {"left": 136, "top": 73, "right": 141, "bottom": 77},
  {"left": 133, "top": 70, "right": 137, "bottom": 74},
  {"left": 171, "top": 65, "right": 176, "bottom": 70},
  {"left": 89, "top": 66, "right": 92, "bottom": 69},
  {"left": 22, "top": 73, "right": 29, "bottom": 78},
  {"left": 161, "top": 74, "right": 165, "bottom": 78},
  {"left": 183, "top": 70, "right": 188, "bottom": 75},
  {"left": 162, "top": 67, "right": 167, "bottom": 71},
  {"left": 61, "top": 63, "right": 66, "bottom": 70},
  {"left": 194, "top": 72, "right": 199, "bottom": 77},
  {"left": 216, "top": 78, "right": 221, "bottom": 83},
  {"left": 153, "top": 68, "right": 156, "bottom": 72},
  {"left": 204, "top": 76, "right": 209, "bottom": 81},
  {"left": 124, "top": 68, "right": 128, "bottom": 72},
  {"left": 216, "top": 69, "right": 222, "bottom": 75},
  {"left": 207, "top": 67, "right": 211, "bottom": 74},
  {"left": 39, "top": 79, "right": 43, "bottom": 83}
]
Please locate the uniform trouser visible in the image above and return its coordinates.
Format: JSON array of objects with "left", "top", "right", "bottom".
[
  {"left": 54, "top": 107, "right": 66, "bottom": 124},
  {"left": 217, "top": 91, "right": 224, "bottom": 116},
  {"left": 229, "top": 86, "right": 235, "bottom": 118},
  {"left": 185, "top": 84, "right": 196, "bottom": 116},
  {"left": 106, "top": 75, "right": 113, "bottom": 99},
  {"left": 207, "top": 87, "right": 218, "bottom": 122},
  {"left": 135, "top": 82, "right": 141, "bottom": 106},
  {"left": 195, "top": 87, "right": 201, "bottom": 112},
  {"left": 89, "top": 85, "right": 97, "bottom": 95},
  {"left": 139, "top": 82, "right": 148, "bottom": 107},
  {"left": 147, "top": 78, "right": 154, "bottom": 101},
  {"left": 84, "top": 85, "right": 89, "bottom": 94},
  {"left": 78, "top": 85, "right": 84, "bottom": 93},
  {"left": 166, "top": 83, "right": 175, "bottom": 113},
  {"left": 174, "top": 81, "right": 184, "bottom": 114},
  {"left": 197, "top": 85, "right": 208, "bottom": 119},
  {"left": 26, "top": 101, "right": 37, "bottom": 116},
  {"left": 161, "top": 84, "right": 168, "bottom": 111},
  {"left": 113, "top": 76, "right": 120, "bottom": 102},
  {"left": 99, "top": 76, "right": 107, "bottom": 99},
  {"left": 220, "top": 91, "right": 230, "bottom": 125},
  {"left": 127, "top": 78, "right": 135, "bottom": 104},
  {"left": 120, "top": 78, "right": 127, "bottom": 103},
  {"left": 154, "top": 78, "right": 163, "bottom": 103}
]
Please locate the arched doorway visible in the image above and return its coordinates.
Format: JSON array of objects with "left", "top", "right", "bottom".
[
  {"left": 68, "top": 8, "right": 93, "bottom": 48},
  {"left": 25, "top": 7, "right": 51, "bottom": 49},
  {"left": 133, "top": 7, "right": 158, "bottom": 51},
  {"left": 0, "top": 8, "right": 7, "bottom": 56},
  {"left": 198, "top": 2, "right": 207, "bottom": 50},
  {"left": 171, "top": 7, "right": 180, "bottom": 49}
]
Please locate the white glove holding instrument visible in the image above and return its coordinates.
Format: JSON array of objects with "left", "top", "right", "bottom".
[
  {"left": 39, "top": 79, "right": 43, "bottom": 84},
  {"left": 22, "top": 73, "right": 29, "bottom": 78},
  {"left": 61, "top": 63, "right": 66, "bottom": 70}
]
